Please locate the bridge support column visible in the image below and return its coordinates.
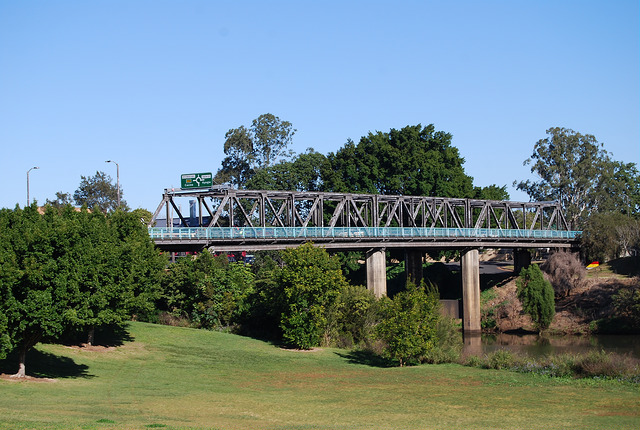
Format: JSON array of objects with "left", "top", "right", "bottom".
[
  {"left": 405, "top": 250, "right": 424, "bottom": 286},
  {"left": 461, "top": 248, "right": 481, "bottom": 334},
  {"left": 366, "top": 248, "right": 387, "bottom": 298},
  {"left": 513, "top": 248, "right": 531, "bottom": 275}
]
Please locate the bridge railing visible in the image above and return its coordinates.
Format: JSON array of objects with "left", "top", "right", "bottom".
[{"left": 149, "top": 227, "right": 581, "bottom": 241}]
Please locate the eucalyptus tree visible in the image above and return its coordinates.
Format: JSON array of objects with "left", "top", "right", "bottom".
[
  {"left": 515, "top": 127, "right": 639, "bottom": 228},
  {"left": 214, "top": 113, "right": 296, "bottom": 187}
]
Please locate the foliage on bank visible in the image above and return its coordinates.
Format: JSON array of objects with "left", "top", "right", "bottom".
[
  {"left": 516, "top": 264, "right": 555, "bottom": 331},
  {"left": 464, "top": 349, "right": 640, "bottom": 384}
]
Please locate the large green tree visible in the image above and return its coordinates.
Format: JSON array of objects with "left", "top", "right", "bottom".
[
  {"left": 324, "top": 124, "right": 476, "bottom": 198},
  {"left": 515, "top": 127, "right": 640, "bottom": 228},
  {"left": 0, "top": 205, "right": 73, "bottom": 377},
  {"left": 0, "top": 204, "right": 163, "bottom": 376},
  {"left": 214, "top": 113, "right": 296, "bottom": 187},
  {"left": 246, "top": 149, "right": 329, "bottom": 192}
]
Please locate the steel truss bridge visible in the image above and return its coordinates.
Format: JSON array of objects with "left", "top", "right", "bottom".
[{"left": 148, "top": 188, "right": 581, "bottom": 252}]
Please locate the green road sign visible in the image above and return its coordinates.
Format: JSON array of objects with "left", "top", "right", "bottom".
[{"left": 181, "top": 172, "right": 213, "bottom": 189}]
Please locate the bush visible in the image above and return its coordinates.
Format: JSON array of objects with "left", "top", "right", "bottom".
[
  {"left": 540, "top": 251, "right": 586, "bottom": 297},
  {"left": 463, "top": 350, "right": 640, "bottom": 382},
  {"left": 611, "top": 281, "right": 640, "bottom": 330},
  {"left": 275, "top": 243, "right": 350, "bottom": 349},
  {"left": 420, "top": 316, "right": 462, "bottom": 364},
  {"left": 159, "top": 251, "right": 255, "bottom": 329},
  {"left": 376, "top": 282, "right": 441, "bottom": 366},
  {"left": 516, "top": 264, "right": 555, "bottom": 331},
  {"left": 328, "top": 285, "right": 381, "bottom": 348}
]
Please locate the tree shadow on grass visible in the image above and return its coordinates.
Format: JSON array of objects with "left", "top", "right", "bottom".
[
  {"left": 60, "top": 324, "right": 134, "bottom": 348},
  {"left": 0, "top": 348, "right": 93, "bottom": 379},
  {"left": 335, "top": 350, "right": 396, "bottom": 368}
]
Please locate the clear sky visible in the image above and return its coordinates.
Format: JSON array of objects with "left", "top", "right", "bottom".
[{"left": 1, "top": 0, "right": 638, "bottom": 212}]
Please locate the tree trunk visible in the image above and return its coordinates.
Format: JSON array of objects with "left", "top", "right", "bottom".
[
  {"left": 11, "top": 346, "right": 28, "bottom": 378},
  {"left": 87, "top": 326, "right": 95, "bottom": 346},
  {"left": 11, "top": 332, "right": 42, "bottom": 378}
]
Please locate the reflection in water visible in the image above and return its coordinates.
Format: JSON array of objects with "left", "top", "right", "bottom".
[
  {"left": 462, "top": 333, "right": 483, "bottom": 357},
  {"left": 463, "top": 333, "right": 640, "bottom": 358}
]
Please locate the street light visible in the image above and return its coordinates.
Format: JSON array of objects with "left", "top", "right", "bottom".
[
  {"left": 26, "top": 166, "right": 39, "bottom": 207},
  {"left": 105, "top": 160, "right": 120, "bottom": 208}
]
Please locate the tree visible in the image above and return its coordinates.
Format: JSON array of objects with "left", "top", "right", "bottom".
[
  {"left": 214, "top": 113, "right": 296, "bottom": 187},
  {"left": 274, "top": 243, "right": 350, "bottom": 349},
  {"left": 376, "top": 281, "right": 441, "bottom": 366},
  {"left": 598, "top": 161, "right": 640, "bottom": 217},
  {"left": 324, "top": 124, "right": 476, "bottom": 197},
  {"left": 540, "top": 251, "right": 586, "bottom": 297},
  {"left": 473, "top": 184, "right": 510, "bottom": 201},
  {"left": 159, "top": 251, "right": 254, "bottom": 329},
  {"left": 516, "top": 264, "right": 555, "bottom": 331},
  {"left": 0, "top": 205, "right": 72, "bottom": 377},
  {"left": 246, "top": 149, "right": 329, "bottom": 192},
  {"left": 73, "top": 171, "right": 128, "bottom": 212},
  {"left": 0, "top": 204, "right": 164, "bottom": 376},
  {"left": 515, "top": 127, "right": 640, "bottom": 228},
  {"left": 581, "top": 212, "right": 640, "bottom": 262},
  {"left": 45, "top": 191, "right": 74, "bottom": 208}
]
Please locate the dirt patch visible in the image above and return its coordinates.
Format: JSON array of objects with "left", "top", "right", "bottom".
[
  {"left": 65, "top": 344, "right": 117, "bottom": 353},
  {"left": 0, "top": 373, "right": 57, "bottom": 383},
  {"left": 280, "top": 347, "right": 322, "bottom": 353}
]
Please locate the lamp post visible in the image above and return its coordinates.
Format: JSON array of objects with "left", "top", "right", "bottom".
[
  {"left": 26, "top": 166, "right": 39, "bottom": 207},
  {"left": 105, "top": 160, "right": 120, "bottom": 208}
]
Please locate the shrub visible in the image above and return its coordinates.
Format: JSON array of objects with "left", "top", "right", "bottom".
[
  {"left": 420, "top": 316, "right": 462, "bottom": 364},
  {"left": 487, "top": 350, "right": 517, "bottom": 370},
  {"left": 540, "top": 251, "right": 585, "bottom": 297},
  {"left": 275, "top": 243, "right": 350, "bottom": 349},
  {"left": 611, "top": 281, "right": 640, "bottom": 330},
  {"left": 516, "top": 264, "right": 555, "bottom": 331},
  {"left": 159, "top": 251, "right": 255, "bottom": 329},
  {"left": 573, "top": 350, "right": 640, "bottom": 381},
  {"left": 376, "top": 282, "right": 441, "bottom": 366},
  {"left": 328, "top": 285, "right": 381, "bottom": 348}
]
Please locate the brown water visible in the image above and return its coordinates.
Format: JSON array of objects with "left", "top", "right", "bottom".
[{"left": 463, "top": 333, "right": 640, "bottom": 358}]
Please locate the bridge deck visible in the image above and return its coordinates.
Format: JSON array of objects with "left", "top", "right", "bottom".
[{"left": 149, "top": 226, "right": 580, "bottom": 252}]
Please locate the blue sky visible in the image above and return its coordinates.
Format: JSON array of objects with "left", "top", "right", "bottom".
[{"left": 1, "top": 0, "right": 638, "bottom": 212}]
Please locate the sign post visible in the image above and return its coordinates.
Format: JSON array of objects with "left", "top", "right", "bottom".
[{"left": 181, "top": 172, "right": 213, "bottom": 189}]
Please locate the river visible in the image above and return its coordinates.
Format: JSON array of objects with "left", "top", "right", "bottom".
[{"left": 463, "top": 333, "right": 640, "bottom": 359}]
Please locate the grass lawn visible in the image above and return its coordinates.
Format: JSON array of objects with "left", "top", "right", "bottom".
[{"left": 1, "top": 322, "right": 638, "bottom": 430}]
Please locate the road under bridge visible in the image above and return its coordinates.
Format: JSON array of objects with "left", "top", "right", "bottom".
[{"left": 149, "top": 187, "right": 581, "bottom": 334}]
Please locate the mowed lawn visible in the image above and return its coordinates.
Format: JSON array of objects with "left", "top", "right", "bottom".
[{"left": 1, "top": 322, "right": 638, "bottom": 430}]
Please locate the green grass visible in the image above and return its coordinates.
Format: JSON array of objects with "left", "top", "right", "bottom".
[{"left": 1, "top": 322, "right": 639, "bottom": 430}]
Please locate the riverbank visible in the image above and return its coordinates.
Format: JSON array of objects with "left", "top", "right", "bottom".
[{"left": 480, "top": 258, "right": 639, "bottom": 335}]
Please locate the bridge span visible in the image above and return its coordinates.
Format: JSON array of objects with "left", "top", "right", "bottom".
[{"left": 149, "top": 187, "right": 581, "bottom": 333}]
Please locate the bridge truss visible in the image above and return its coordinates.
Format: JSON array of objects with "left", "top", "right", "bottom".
[{"left": 148, "top": 188, "right": 579, "bottom": 251}]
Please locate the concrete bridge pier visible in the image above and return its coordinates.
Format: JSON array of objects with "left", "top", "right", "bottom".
[
  {"left": 405, "top": 250, "right": 424, "bottom": 286},
  {"left": 366, "top": 248, "right": 387, "bottom": 298},
  {"left": 513, "top": 248, "right": 532, "bottom": 275},
  {"left": 461, "top": 248, "right": 481, "bottom": 333}
]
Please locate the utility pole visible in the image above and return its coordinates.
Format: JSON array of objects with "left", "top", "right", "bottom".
[{"left": 105, "top": 160, "right": 120, "bottom": 208}]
